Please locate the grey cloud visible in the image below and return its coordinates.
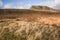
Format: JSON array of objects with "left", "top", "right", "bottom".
[{"left": 54, "top": 4, "right": 60, "bottom": 10}]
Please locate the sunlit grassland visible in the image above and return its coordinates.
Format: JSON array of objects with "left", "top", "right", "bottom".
[{"left": 0, "top": 19, "right": 60, "bottom": 40}]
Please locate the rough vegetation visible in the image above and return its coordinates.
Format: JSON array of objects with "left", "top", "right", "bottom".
[
  {"left": 0, "top": 19, "right": 60, "bottom": 40},
  {"left": 0, "top": 6, "right": 60, "bottom": 40}
]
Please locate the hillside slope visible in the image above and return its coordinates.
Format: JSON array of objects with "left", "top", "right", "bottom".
[{"left": 0, "top": 7, "right": 60, "bottom": 25}]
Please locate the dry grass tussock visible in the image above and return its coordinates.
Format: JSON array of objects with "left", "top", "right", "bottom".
[{"left": 0, "top": 19, "right": 60, "bottom": 40}]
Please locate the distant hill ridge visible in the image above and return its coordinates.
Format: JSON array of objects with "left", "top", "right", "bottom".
[
  {"left": 30, "top": 6, "right": 55, "bottom": 11},
  {"left": 0, "top": 6, "right": 59, "bottom": 12}
]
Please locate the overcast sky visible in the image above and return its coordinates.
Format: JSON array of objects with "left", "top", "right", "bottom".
[{"left": 0, "top": 0, "right": 60, "bottom": 10}]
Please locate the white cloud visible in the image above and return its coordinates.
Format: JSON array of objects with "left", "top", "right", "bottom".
[
  {"left": 2, "top": 0, "right": 60, "bottom": 9},
  {"left": 15, "top": 3, "right": 25, "bottom": 9},
  {"left": 3, "top": 3, "right": 24, "bottom": 9},
  {"left": 36, "top": 0, "right": 60, "bottom": 10},
  {"left": 38, "top": 0, "right": 55, "bottom": 7},
  {"left": 0, "top": 0, "right": 3, "bottom": 7},
  {"left": 53, "top": 0, "right": 60, "bottom": 9},
  {"left": 3, "top": 3, "right": 31, "bottom": 9},
  {"left": 3, "top": 3, "right": 13, "bottom": 9}
]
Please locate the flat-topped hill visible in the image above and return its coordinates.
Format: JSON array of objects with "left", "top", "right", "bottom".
[{"left": 30, "top": 6, "right": 56, "bottom": 11}]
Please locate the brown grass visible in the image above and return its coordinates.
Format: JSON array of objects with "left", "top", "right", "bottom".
[
  {"left": 0, "top": 9, "right": 60, "bottom": 40},
  {"left": 0, "top": 19, "right": 60, "bottom": 40}
]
